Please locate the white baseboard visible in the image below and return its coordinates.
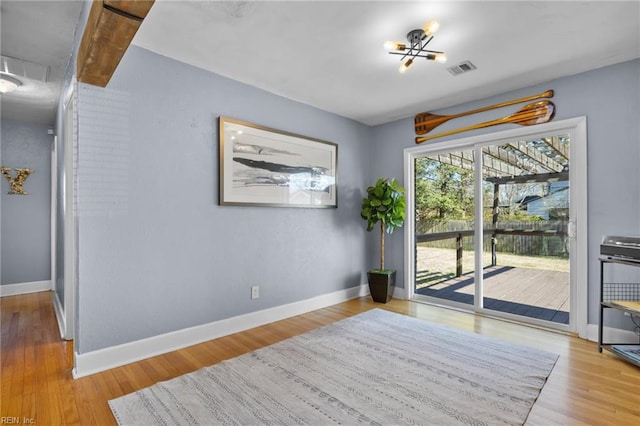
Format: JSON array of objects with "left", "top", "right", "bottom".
[
  {"left": 392, "top": 286, "right": 407, "bottom": 300},
  {"left": 73, "top": 284, "right": 371, "bottom": 378},
  {"left": 586, "top": 323, "right": 640, "bottom": 344},
  {"left": 0, "top": 280, "right": 52, "bottom": 297},
  {"left": 52, "top": 291, "right": 69, "bottom": 340}
]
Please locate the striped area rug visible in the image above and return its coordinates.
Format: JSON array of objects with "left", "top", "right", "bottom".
[{"left": 109, "top": 309, "right": 558, "bottom": 425}]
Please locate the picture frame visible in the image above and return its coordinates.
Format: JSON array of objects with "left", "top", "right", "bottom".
[{"left": 219, "top": 117, "right": 338, "bottom": 208}]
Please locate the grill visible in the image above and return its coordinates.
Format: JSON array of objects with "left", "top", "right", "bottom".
[{"left": 601, "top": 235, "right": 640, "bottom": 262}]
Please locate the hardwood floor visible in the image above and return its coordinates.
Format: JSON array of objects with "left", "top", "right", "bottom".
[{"left": 2, "top": 291, "right": 639, "bottom": 425}]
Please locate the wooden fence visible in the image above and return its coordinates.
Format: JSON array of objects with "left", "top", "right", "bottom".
[{"left": 416, "top": 220, "right": 569, "bottom": 258}]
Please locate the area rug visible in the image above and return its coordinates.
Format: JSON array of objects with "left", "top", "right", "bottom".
[{"left": 109, "top": 309, "right": 558, "bottom": 425}]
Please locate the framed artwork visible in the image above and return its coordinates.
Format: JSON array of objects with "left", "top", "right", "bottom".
[{"left": 219, "top": 117, "right": 338, "bottom": 208}]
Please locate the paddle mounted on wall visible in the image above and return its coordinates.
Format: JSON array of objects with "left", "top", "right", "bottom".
[{"left": 414, "top": 90, "right": 555, "bottom": 144}]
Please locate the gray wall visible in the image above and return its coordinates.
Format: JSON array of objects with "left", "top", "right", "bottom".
[
  {"left": 69, "top": 27, "right": 638, "bottom": 353},
  {"left": 1, "top": 119, "right": 52, "bottom": 284},
  {"left": 75, "top": 46, "right": 373, "bottom": 353},
  {"left": 371, "top": 59, "right": 640, "bottom": 326}
]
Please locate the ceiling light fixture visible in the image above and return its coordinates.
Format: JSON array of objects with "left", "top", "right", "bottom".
[
  {"left": 0, "top": 74, "right": 22, "bottom": 94},
  {"left": 385, "top": 20, "right": 447, "bottom": 73}
]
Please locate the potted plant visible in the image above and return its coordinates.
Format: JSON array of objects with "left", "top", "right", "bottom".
[{"left": 360, "top": 178, "right": 406, "bottom": 303}]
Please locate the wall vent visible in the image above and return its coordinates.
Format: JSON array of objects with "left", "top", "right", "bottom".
[{"left": 447, "top": 60, "right": 477, "bottom": 76}]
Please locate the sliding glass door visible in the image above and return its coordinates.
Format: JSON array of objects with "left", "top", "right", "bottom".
[
  {"left": 414, "top": 149, "right": 479, "bottom": 308},
  {"left": 479, "top": 136, "right": 570, "bottom": 324},
  {"left": 406, "top": 119, "right": 586, "bottom": 333}
]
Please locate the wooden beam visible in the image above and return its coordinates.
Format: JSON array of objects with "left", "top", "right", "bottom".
[
  {"left": 542, "top": 135, "right": 570, "bottom": 161},
  {"left": 484, "top": 171, "right": 569, "bottom": 185},
  {"left": 104, "top": 0, "right": 154, "bottom": 19},
  {"left": 506, "top": 141, "right": 565, "bottom": 173},
  {"left": 77, "top": 0, "right": 155, "bottom": 87},
  {"left": 482, "top": 145, "right": 527, "bottom": 176},
  {"left": 481, "top": 152, "right": 523, "bottom": 177}
]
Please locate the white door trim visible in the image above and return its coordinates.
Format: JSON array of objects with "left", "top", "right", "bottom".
[
  {"left": 61, "top": 82, "right": 77, "bottom": 340},
  {"left": 51, "top": 135, "right": 57, "bottom": 294},
  {"left": 404, "top": 117, "right": 588, "bottom": 337}
]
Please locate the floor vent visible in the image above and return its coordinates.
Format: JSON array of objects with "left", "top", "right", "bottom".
[{"left": 447, "top": 60, "right": 477, "bottom": 76}]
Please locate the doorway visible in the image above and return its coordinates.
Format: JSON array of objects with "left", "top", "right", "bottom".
[
  {"left": 404, "top": 118, "right": 587, "bottom": 335},
  {"left": 52, "top": 83, "right": 76, "bottom": 340}
]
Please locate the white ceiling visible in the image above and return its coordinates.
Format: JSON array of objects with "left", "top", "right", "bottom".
[
  {"left": 0, "top": 0, "right": 84, "bottom": 125},
  {"left": 134, "top": 0, "right": 640, "bottom": 125},
  {"left": 1, "top": 1, "right": 639, "bottom": 126}
]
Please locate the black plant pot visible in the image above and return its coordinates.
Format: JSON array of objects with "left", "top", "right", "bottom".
[{"left": 367, "top": 270, "right": 396, "bottom": 303}]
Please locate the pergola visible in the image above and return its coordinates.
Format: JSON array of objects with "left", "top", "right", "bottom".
[{"left": 416, "top": 135, "right": 570, "bottom": 277}]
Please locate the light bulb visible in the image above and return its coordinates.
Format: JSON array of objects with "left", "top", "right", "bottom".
[
  {"left": 399, "top": 58, "right": 413, "bottom": 73},
  {"left": 423, "top": 20, "right": 440, "bottom": 36},
  {"left": 435, "top": 53, "right": 447, "bottom": 63},
  {"left": 0, "top": 74, "right": 21, "bottom": 94},
  {"left": 384, "top": 41, "right": 406, "bottom": 51}
]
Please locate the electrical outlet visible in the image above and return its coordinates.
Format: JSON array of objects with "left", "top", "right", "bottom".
[{"left": 251, "top": 285, "right": 259, "bottom": 299}]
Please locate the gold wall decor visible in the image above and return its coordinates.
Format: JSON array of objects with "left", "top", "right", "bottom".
[{"left": 1, "top": 167, "right": 35, "bottom": 195}]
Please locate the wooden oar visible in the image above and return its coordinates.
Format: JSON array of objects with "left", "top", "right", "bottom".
[
  {"left": 415, "top": 100, "right": 555, "bottom": 144},
  {"left": 415, "top": 89, "right": 554, "bottom": 135}
]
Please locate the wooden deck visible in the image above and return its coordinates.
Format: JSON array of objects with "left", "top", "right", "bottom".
[{"left": 415, "top": 265, "right": 569, "bottom": 324}]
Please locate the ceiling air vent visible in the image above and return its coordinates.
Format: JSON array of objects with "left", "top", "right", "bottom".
[
  {"left": 1, "top": 55, "right": 49, "bottom": 82},
  {"left": 447, "top": 60, "right": 477, "bottom": 76}
]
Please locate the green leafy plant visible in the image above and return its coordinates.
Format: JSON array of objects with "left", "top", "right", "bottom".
[{"left": 360, "top": 178, "right": 406, "bottom": 272}]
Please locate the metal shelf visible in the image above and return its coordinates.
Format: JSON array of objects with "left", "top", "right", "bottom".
[
  {"left": 598, "top": 257, "right": 640, "bottom": 368},
  {"left": 600, "top": 344, "right": 640, "bottom": 367}
]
